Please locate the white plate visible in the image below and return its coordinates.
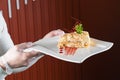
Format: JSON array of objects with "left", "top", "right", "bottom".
[{"left": 24, "top": 36, "right": 113, "bottom": 63}]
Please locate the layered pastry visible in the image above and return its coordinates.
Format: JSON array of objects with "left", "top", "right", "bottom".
[
  {"left": 58, "top": 31, "right": 90, "bottom": 48},
  {"left": 58, "top": 23, "right": 91, "bottom": 49}
]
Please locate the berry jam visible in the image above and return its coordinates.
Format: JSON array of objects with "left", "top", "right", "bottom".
[
  {"left": 59, "top": 47, "right": 63, "bottom": 53},
  {"left": 59, "top": 47, "right": 77, "bottom": 55}
]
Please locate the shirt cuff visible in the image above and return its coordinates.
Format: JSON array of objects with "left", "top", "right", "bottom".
[{"left": 0, "top": 67, "right": 7, "bottom": 80}]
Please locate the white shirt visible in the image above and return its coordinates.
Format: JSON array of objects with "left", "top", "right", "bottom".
[
  {"left": 0, "top": 11, "right": 14, "bottom": 56},
  {"left": 0, "top": 11, "right": 14, "bottom": 80}
]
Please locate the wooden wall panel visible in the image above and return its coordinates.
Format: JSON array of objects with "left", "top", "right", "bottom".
[
  {"left": 17, "top": 0, "right": 27, "bottom": 43},
  {"left": 32, "top": 0, "right": 42, "bottom": 40},
  {"left": 25, "top": 0, "right": 34, "bottom": 41},
  {"left": 10, "top": 0, "right": 19, "bottom": 43}
]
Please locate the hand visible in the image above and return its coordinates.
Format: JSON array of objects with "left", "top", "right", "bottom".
[
  {"left": 2, "top": 42, "right": 39, "bottom": 68},
  {"left": 43, "top": 29, "right": 65, "bottom": 39}
]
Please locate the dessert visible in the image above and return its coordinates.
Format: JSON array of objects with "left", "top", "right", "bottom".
[
  {"left": 58, "top": 22, "right": 91, "bottom": 55},
  {"left": 58, "top": 31, "right": 90, "bottom": 48}
]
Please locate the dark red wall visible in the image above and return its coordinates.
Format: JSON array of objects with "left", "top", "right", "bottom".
[
  {"left": 79, "top": 0, "right": 120, "bottom": 80},
  {"left": 0, "top": 0, "right": 119, "bottom": 80}
]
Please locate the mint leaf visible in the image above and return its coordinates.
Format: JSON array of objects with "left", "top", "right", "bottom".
[{"left": 75, "top": 23, "right": 83, "bottom": 34}]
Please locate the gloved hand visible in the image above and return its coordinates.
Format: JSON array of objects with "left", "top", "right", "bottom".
[{"left": 0, "top": 42, "right": 43, "bottom": 73}]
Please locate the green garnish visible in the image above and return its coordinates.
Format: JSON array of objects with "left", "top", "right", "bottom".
[{"left": 75, "top": 23, "right": 83, "bottom": 34}]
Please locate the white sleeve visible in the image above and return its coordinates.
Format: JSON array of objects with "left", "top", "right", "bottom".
[
  {"left": 0, "top": 67, "right": 7, "bottom": 80},
  {"left": 0, "top": 11, "right": 14, "bottom": 57}
]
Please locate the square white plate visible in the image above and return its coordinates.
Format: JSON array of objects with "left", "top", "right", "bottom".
[{"left": 24, "top": 36, "right": 113, "bottom": 63}]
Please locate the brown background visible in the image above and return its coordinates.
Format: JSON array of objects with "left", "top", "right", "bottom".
[{"left": 0, "top": 0, "right": 120, "bottom": 80}]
